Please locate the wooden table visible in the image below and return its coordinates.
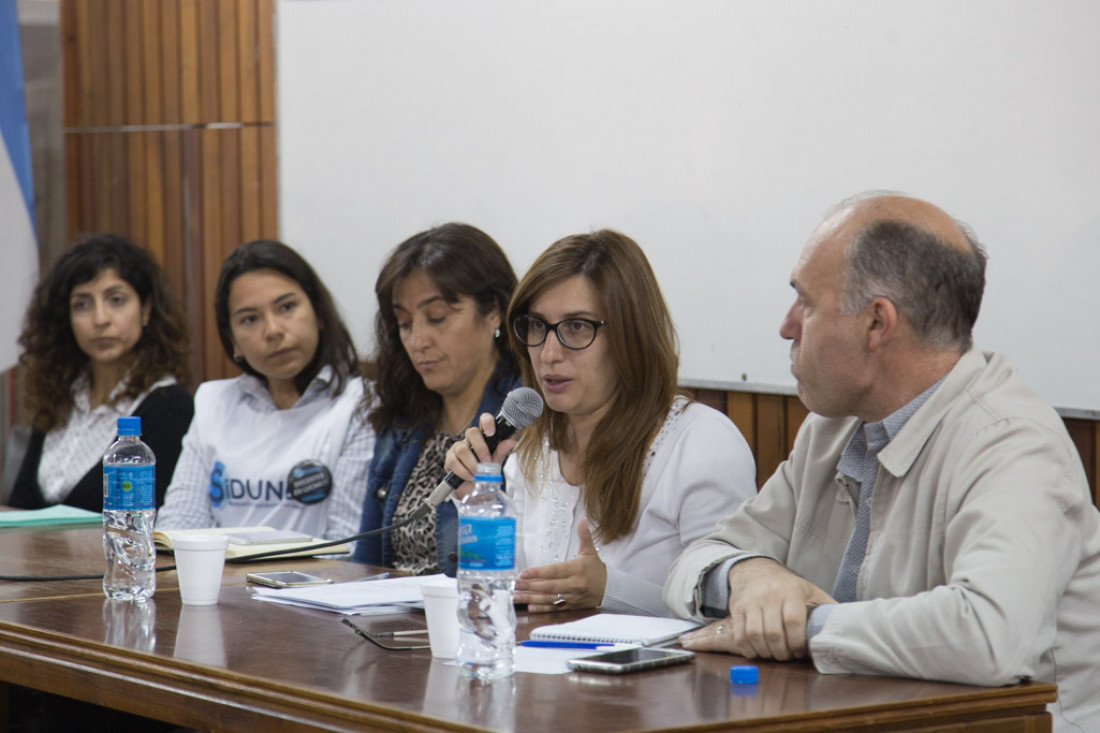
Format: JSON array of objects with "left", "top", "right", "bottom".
[{"left": 0, "top": 526, "right": 1055, "bottom": 732}]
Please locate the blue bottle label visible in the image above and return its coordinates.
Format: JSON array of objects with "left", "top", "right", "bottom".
[
  {"left": 103, "top": 465, "right": 155, "bottom": 510},
  {"left": 458, "top": 517, "right": 516, "bottom": 571}
]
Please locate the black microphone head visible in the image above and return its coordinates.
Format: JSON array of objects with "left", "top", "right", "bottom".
[{"left": 500, "top": 387, "right": 543, "bottom": 429}]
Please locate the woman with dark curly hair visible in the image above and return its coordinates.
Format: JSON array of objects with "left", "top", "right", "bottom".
[
  {"left": 8, "top": 233, "right": 193, "bottom": 511},
  {"left": 352, "top": 223, "right": 519, "bottom": 575}
]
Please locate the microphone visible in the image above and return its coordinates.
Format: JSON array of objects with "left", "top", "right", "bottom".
[{"left": 424, "top": 387, "right": 544, "bottom": 508}]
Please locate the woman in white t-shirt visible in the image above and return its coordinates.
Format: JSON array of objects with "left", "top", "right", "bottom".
[
  {"left": 157, "top": 240, "right": 372, "bottom": 540},
  {"left": 447, "top": 230, "right": 757, "bottom": 616}
]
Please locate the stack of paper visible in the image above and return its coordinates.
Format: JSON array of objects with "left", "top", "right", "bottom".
[
  {"left": 0, "top": 505, "right": 102, "bottom": 528},
  {"left": 251, "top": 573, "right": 444, "bottom": 615}
]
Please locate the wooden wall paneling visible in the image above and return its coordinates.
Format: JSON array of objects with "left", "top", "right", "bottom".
[
  {"left": 259, "top": 125, "right": 278, "bottom": 234},
  {"left": 60, "top": 0, "right": 80, "bottom": 128},
  {"left": 110, "top": 133, "right": 130, "bottom": 235},
  {"left": 89, "top": 133, "right": 106, "bottom": 231},
  {"left": 199, "top": 0, "right": 220, "bottom": 122},
  {"left": 688, "top": 388, "right": 726, "bottom": 415},
  {"left": 63, "top": 0, "right": 278, "bottom": 387},
  {"left": 98, "top": 133, "right": 114, "bottom": 233},
  {"left": 154, "top": 130, "right": 193, "bottom": 385},
  {"left": 123, "top": 0, "right": 145, "bottom": 124},
  {"left": 80, "top": 131, "right": 103, "bottom": 234},
  {"left": 106, "top": 0, "right": 125, "bottom": 126},
  {"left": 784, "top": 396, "right": 809, "bottom": 457},
  {"left": 218, "top": 129, "right": 245, "bottom": 382},
  {"left": 200, "top": 128, "right": 224, "bottom": 380},
  {"left": 63, "top": 135, "right": 76, "bottom": 236},
  {"left": 87, "top": 0, "right": 108, "bottom": 127},
  {"left": 160, "top": 0, "right": 182, "bottom": 123},
  {"left": 79, "top": 133, "right": 96, "bottom": 235},
  {"left": 755, "top": 394, "right": 787, "bottom": 489},
  {"left": 87, "top": 134, "right": 100, "bottom": 234},
  {"left": 127, "top": 134, "right": 147, "bottom": 247},
  {"left": 161, "top": 131, "right": 185, "bottom": 299},
  {"left": 73, "top": 0, "right": 94, "bottom": 128},
  {"left": 65, "top": 135, "right": 88, "bottom": 238},
  {"left": 258, "top": 0, "right": 275, "bottom": 123},
  {"left": 1064, "top": 419, "right": 1097, "bottom": 504},
  {"left": 726, "top": 392, "right": 757, "bottom": 458},
  {"left": 238, "top": 0, "right": 260, "bottom": 123},
  {"left": 181, "top": 129, "right": 207, "bottom": 385},
  {"left": 179, "top": 0, "right": 200, "bottom": 124},
  {"left": 239, "top": 125, "right": 262, "bottom": 243},
  {"left": 143, "top": 132, "right": 165, "bottom": 261},
  {"left": 141, "top": 0, "right": 162, "bottom": 125},
  {"left": 220, "top": 129, "right": 242, "bottom": 253},
  {"left": 218, "top": 1, "right": 240, "bottom": 122}
]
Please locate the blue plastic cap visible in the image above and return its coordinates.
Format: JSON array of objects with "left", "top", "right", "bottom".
[
  {"left": 117, "top": 416, "right": 142, "bottom": 436},
  {"left": 729, "top": 665, "right": 759, "bottom": 684},
  {"left": 474, "top": 462, "right": 503, "bottom": 481}
]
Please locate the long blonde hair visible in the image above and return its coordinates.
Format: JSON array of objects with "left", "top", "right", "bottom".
[{"left": 508, "top": 230, "right": 681, "bottom": 543}]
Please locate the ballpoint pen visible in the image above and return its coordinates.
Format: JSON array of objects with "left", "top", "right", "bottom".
[
  {"left": 368, "top": 629, "right": 430, "bottom": 638},
  {"left": 519, "top": 640, "right": 629, "bottom": 649},
  {"left": 341, "top": 618, "right": 431, "bottom": 650}
]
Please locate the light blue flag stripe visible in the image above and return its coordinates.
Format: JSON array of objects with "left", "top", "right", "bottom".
[
  {"left": 0, "top": 0, "right": 37, "bottom": 371},
  {"left": 0, "top": 0, "right": 34, "bottom": 227}
]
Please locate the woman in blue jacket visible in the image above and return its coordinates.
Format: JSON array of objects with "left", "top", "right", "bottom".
[{"left": 353, "top": 223, "right": 518, "bottom": 575}]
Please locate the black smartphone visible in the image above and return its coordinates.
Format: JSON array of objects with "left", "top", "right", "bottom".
[
  {"left": 245, "top": 571, "right": 333, "bottom": 588},
  {"left": 566, "top": 647, "right": 694, "bottom": 674}
]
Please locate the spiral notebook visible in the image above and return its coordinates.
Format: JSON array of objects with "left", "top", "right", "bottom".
[
  {"left": 529, "top": 614, "right": 701, "bottom": 647},
  {"left": 153, "top": 526, "right": 350, "bottom": 560}
]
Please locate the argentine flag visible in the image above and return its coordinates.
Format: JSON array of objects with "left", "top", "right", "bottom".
[{"left": 0, "top": 0, "right": 37, "bottom": 371}]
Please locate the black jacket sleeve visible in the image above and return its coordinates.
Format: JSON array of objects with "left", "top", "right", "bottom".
[
  {"left": 133, "top": 384, "right": 195, "bottom": 508},
  {"left": 5, "top": 385, "right": 194, "bottom": 512},
  {"left": 7, "top": 428, "right": 47, "bottom": 509}
]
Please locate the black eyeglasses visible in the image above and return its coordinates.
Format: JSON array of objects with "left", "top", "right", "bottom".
[{"left": 512, "top": 314, "right": 607, "bottom": 351}]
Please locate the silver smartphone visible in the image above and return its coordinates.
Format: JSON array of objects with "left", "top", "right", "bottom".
[
  {"left": 566, "top": 647, "right": 694, "bottom": 674},
  {"left": 245, "top": 571, "right": 333, "bottom": 588}
]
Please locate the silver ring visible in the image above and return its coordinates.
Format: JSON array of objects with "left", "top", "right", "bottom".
[
  {"left": 553, "top": 594, "right": 567, "bottom": 607},
  {"left": 715, "top": 625, "right": 725, "bottom": 635}
]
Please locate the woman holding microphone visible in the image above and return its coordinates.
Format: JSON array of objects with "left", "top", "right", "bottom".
[
  {"left": 446, "top": 229, "right": 756, "bottom": 615},
  {"left": 354, "top": 223, "right": 520, "bottom": 575}
]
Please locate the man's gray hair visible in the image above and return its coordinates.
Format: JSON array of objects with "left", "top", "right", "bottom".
[{"left": 840, "top": 216, "right": 987, "bottom": 352}]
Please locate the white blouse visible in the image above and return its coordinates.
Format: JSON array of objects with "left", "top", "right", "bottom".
[
  {"left": 506, "top": 397, "right": 757, "bottom": 616},
  {"left": 38, "top": 373, "right": 176, "bottom": 504}
]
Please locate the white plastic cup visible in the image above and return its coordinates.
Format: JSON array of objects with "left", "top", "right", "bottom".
[
  {"left": 420, "top": 577, "right": 460, "bottom": 659},
  {"left": 172, "top": 533, "right": 229, "bottom": 605}
]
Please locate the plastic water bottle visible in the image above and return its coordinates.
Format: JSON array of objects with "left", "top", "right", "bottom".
[
  {"left": 102, "top": 416, "right": 157, "bottom": 601},
  {"left": 456, "top": 462, "right": 516, "bottom": 679}
]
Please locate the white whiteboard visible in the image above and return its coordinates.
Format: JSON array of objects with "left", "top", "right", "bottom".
[{"left": 277, "top": 0, "right": 1100, "bottom": 414}]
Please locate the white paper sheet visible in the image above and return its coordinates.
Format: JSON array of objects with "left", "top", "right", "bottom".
[{"left": 250, "top": 573, "right": 443, "bottom": 614}]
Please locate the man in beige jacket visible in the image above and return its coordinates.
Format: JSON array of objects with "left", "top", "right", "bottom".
[{"left": 664, "top": 193, "right": 1100, "bottom": 732}]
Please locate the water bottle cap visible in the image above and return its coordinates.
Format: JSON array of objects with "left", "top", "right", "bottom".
[
  {"left": 729, "top": 665, "right": 759, "bottom": 684},
  {"left": 117, "top": 416, "right": 142, "bottom": 436},
  {"left": 474, "top": 462, "right": 502, "bottom": 481}
]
